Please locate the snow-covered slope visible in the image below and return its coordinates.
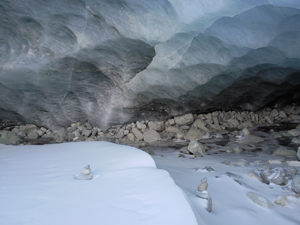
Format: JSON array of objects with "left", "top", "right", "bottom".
[{"left": 0, "top": 142, "right": 197, "bottom": 225}]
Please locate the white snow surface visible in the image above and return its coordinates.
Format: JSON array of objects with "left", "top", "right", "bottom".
[{"left": 0, "top": 142, "right": 197, "bottom": 225}]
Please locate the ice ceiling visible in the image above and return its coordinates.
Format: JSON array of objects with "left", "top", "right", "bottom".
[{"left": 1, "top": 0, "right": 300, "bottom": 130}]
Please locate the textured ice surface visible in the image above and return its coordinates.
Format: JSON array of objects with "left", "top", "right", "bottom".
[{"left": 1, "top": 1, "right": 300, "bottom": 129}]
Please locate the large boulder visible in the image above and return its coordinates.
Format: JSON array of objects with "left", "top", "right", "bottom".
[
  {"left": 185, "top": 128, "right": 206, "bottom": 140},
  {"left": 148, "top": 121, "right": 165, "bottom": 132},
  {"left": 174, "top": 114, "right": 194, "bottom": 126},
  {"left": 0, "top": 131, "right": 22, "bottom": 145},
  {"left": 188, "top": 140, "right": 205, "bottom": 155},
  {"left": 273, "top": 147, "right": 297, "bottom": 157},
  {"left": 143, "top": 130, "right": 160, "bottom": 143}
]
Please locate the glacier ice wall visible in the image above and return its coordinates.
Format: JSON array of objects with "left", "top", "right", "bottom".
[{"left": 1, "top": 0, "right": 300, "bottom": 130}]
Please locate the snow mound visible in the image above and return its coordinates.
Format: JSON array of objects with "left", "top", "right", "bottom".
[{"left": 0, "top": 142, "right": 197, "bottom": 225}]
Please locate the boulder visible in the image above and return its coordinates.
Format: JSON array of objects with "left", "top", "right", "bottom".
[
  {"left": 136, "top": 122, "right": 146, "bottom": 130},
  {"left": 291, "top": 175, "right": 300, "bottom": 194},
  {"left": 237, "top": 135, "right": 264, "bottom": 145},
  {"left": 132, "top": 128, "right": 143, "bottom": 141},
  {"left": 165, "top": 126, "right": 181, "bottom": 134},
  {"left": 192, "top": 119, "right": 209, "bottom": 132},
  {"left": 0, "top": 131, "right": 22, "bottom": 145},
  {"left": 174, "top": 113, "right": 194, "bottom": 126},
  {"left": 188, "top": 140, "right": 205, "bottom": 155},
  {"left": 143, "top": 130, "right": 160, "bottom": 143},
  {"left": 240, "top": 128, "right": 251, "bottom": 136},
  {"left": 273, "top": 147, "right": 297, "bottom": 157},
  {"left": 270, "top": 109, "right": 279, "bottom": 118},
  {"left": 185, "top": 128, "right": 206, "bottom": 140},
  {"left": 287, "top": 129, "right": 300, "bottom": 137},
  {"left": 297, "top": 147, "right": 300, "bottom": 160},
  {"left": 27, "top": 131, "right": 39, "bottom": 139},
  {"left": 232, "top": 146, "right": 244, "bottom": 153},
  {"left": 148, "top": 121, "right": 165, "bottom": 132},
  {"left": 246, "top": 192, "right": 273, "bottom": 209},
  {"left": 127, "top": 133, "right": 136, "bottom": 142}
]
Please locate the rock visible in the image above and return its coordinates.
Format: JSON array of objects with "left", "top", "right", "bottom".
[
  {"left": 82, "top": 129, "right": 92, "bottom": 137},
  {"left": 247, "top": 170, "right": 263, "bottom": 182},
  {"left": 240, "top": 128, "right": 250, "bottom": 136},
  {"left": 23, "top": 124, "right": 37, "bottom": 135},
  {"left": 278, "top": 111, "right": 287, "bottom": 118},
  {"left": 274, "top": 196, "right": 289, "bottom": 206},
  {"left": 168, "top": 119, "right": 175, "bottom": 125},
  {"left": 148, "top": 121, "right": 164, "bottom": 132},
  {"left": 198, "top": 182, "right": 208, "bottom": 192},
  {"left": 136, "top": 122, "right": 146, "bottom": 130},
  {"left": 188, "top": 140, "right": 205, "bottom": 155},
  {"left": 297, "top": 147, "right": 300, "bottom": 161},
  {"left": 185, "top": 128, "right": 206, "bottom": 140},
  {"left": 165, "top": 126, "right": 181, "bottom": 134},
  {"left": 221, "top": 160, "right": 232, "bottom": 165},
  {"left": 189, "top": 155, "right": 196, "bottom": 159},
  {"left": 206, "top": 196, "right": 212, "bottom": 213},
  {"left": 270, "top": 109, "right": 279, "bottom": 118},
  {"left": 225, "top": 172, "right": 242, "bottom": 179},
  {"left": 291, "top": 175, "right": 300, "bottom": 194},
  {"left": 287, "top": 129, "right": 300, "bottom": 137},
  {"left": 273, "top": 147, "right": 297, "bottom": 157},
  {"left": 192, "top": 119, "right": 209, "bottom": 132},
  {"left": 291, "top": 138, "right": 300, "bottom": 144},
  {"left": 238, "top": 121, "right": 254, "bottom": 129},
  {"left": 236, "top": 159, "right": 250, "bottom": 166},
  {"left": 143, "top": 130, "right": 160, "bottom": 143},
  {"left": 132, "top": 128, "right": 143, "bottom": 141},
  {"left": 127, "top": 133, "right": 136, "bottom": 142},
  {"left": 296, "top": 124, "right": 300, "bottom": 131},
  {"left": 230, "top": 119, "right": 240, "bottom": 127},
  {"left": 27, "top": 130, "right": 39, "bottom": 139},
  {"left": 260, "top": 171, "right": 272, "bottom": 184},
  {"left": 268, "top": 159, "right": 283, "bottom": 165},
  {"left": 180, "top": 146, "right": 190, "bottom": 154},
  {"left": 178, "top": 153, "right": 186, "bottom": 158},
  {"left": 174, "top": 113, "right": 194, "bottom": 126},
  {"left": 74, "top": 165, "right": 93, "bottom": 180},
  {"left": 0, "top": 131, "right": 22, "bottom": 145},
  {"left": 237, "top": 135, "right": 264, "bottom": 145},
  {"left": 246, "top": 192, "right": 273, "bottom": 209},
  {"left": 202, "top": 166, "right": 214, "bottom": 172},
  {"left": 232, "top": 146, "right": 244, "bottom": 153}
]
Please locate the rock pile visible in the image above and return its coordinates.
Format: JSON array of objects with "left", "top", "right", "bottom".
[
  {"left": 1, "top": 106, "right": 300, "bottom": 146},
  {"left": 196, "top": 177, "right": 212, "bottom": 212}
]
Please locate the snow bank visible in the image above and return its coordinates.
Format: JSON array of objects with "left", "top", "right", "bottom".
[{"left": 0, "top": 142, "right": 197, "bottom": 225}]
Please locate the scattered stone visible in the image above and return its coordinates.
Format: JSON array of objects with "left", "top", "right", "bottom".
[
  {"left": 288, "top": 129, "right": 300, "bottom": 137},
  {"left": 143, "top": 130, "right": 160, "bottom": 143},
  {"left": 148, "top": 121, "right": 164, "bottom": 132},
  {"left": 246, "top": 192, "right": 273, "bottom": 209},
  {"left": 178, "top": 153, "right": 186, "bottom": 158},
  {"left": 174, "top": 113, "right": 194, "bottom": 126},
  {"left": 202, "top": 166, "right": 215, "bottom": 172},
  {"left": 188, "top": 140, "right": 205, "bottom": 156},
  {"left": 236, "top": 159, "right": 250, "bottom": 167},
  {"left": 274, "top": 196, "right": 290, "bottom": 206},
  {"left": 273, "top": 147, "right": 297, "bottom": 157},
  {"left": 232, "top": 146, "right": 244, "bottom": 153},
  {"left": 74, "top": 165, "right": 94, "bottom": 180},
  {"left": 185, "top": 128, "right": 206, "bottom": 140},
  {"left": 221, "top": 160, "right": 232, "bottom": 166},
  {"left": 225, "top": 172, "right": 242, "bottom": 178},
  {"left": 291, "top": 175, "right": 300, "bottom": 194},
  {"left": 237, "top": 135, "right": 264, "bottom": 145}
]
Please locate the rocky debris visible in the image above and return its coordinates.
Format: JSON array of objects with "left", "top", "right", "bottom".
[
  {"left": 291, "top": 175, "right": 300, "bottom": 194},
  {"left": 274, "top": 196, "right": 290, "bottom": 206},
  {"left": 202, "top": 166, "right": 215, "bottom": 172},
  {"left": 143, "top": 130, "right": 160, "bottom": 143},
  {"left": 74, "top": 165, "right": 94, "bottom": 180},
  {"left": 221, "top": 160, "right": 232, "bottom": 166},
  {"left": 187, "top": 140, "right": 205, "bottom": 157},
  {"left": 237, "top": 135, "right": 264, "bottom": 145},
  {"left": 174, "top": 113, "right": 194, "bottom": 126},
  {"left": 246, "top": 192, "right": 273, "bottom": 209},
  {"left": 273, "top": 147, "right": 297, "bottom": 157},
  {"left": 0, "top": 131, "right": 22, "bottom": 145},
  {"left": 1, "top": 105, "right": 300, "bottom": 148},
  {"left": 236, "top": 159, "right": 250, "bottom": 167}
]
